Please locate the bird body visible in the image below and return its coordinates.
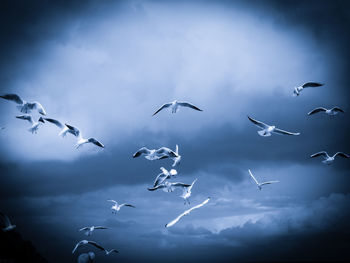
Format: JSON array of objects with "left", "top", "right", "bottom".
[
  {"left": 79, "top": 226, "right": 107, "bottom": 236},
  {"left": 107, "top": 200, "right": 135, "bottom": 213},
  {"left": 248, "top": 116, "right": 300, "bottom": 137},
  {"left": 16, "top": 115, "right": 45, "bottom": 134},
  {"left": 293, "top": 82, "right": 323, "bottom": 96},
  {"left": 153, "top": 100, "right": 202, "bottom": 115},
  {"left": 308, "top": 106, "right": 344, "bottom": 116},
  {"left": 248, "top": 169, "right": 279, "bottom": 190},
  {"left": 0, "top": 93, "right": 47, "bottom": 115},
  {"left": 180, "top": 179, "right": 197, "bottom": 204},
  {"left": 310, "top": 151, "right": 349, "bottom": 164},
  {"left": 165, "top": 198, "right": 210, "bottom": 227}
]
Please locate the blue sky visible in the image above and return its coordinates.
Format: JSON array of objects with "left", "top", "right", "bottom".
[{"left": 0, "top": 0, "right": 350, "bottom": 262}]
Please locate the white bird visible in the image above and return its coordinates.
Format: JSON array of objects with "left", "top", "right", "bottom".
[
  {"left": 133, "top": 146, "right": 179, "bottom": 165},
  {"left": 172, "top": 144, "right": 181, "bottom": 167},
  {"left": 180, "top": 179, "right": 197, "bottom": 204},
  {"left": 79, "top": 226, "right": 108, "bottom": 236},
  {"left": 72, "top": 240, "right": 106, "bottom": 254},
  {"left": 293, "top": 82, "right": 324, "bottom": 96},
  {"left": 165, "top": 197, "right": 210, "bottom": 228},
  {"left": 148, "top": 181, "right": 191, "bottom": 193},
  {"left": 105, "top": 249, "right": 119, "bottom": 255},
  {"left": 308, "top": 106, "right": 345, "bottom": 116},
  {"left": 65, "top": 124, "right": 104, "bottom": 149},
  {"left": 77, "top": 252, "right": 95, "bottom": 263},
  {"left": 16, "top": 115, "right": 45, "bottom": 134},
  {"left": 248, "top": 116, "right": 300, "bottom": 137},
  {"left": 153, "top": 100, "right": 202, "bottom": 115},
  {"left": 153, "top": 167, "right": 178, "bottom": 187},
  {"left": 0, "top": 212, "right": 16, "bottom": 232},
  {"left": 248, "top": 169, "right": 279, "bottom": 190},
  {"left": 43, "top": 118, "right": 73, "bottom": 137},
  {"left": 310, "top": 151, "right": 349, "bottom": 165},
  {"left": 0, "top": 93, "right": 47, "bottom": 115},
  {"left": 107, "top": 200, "right": 135, "bottom": 213}
]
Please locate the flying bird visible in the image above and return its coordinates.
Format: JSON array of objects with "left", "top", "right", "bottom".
[
  {"left": 133, "top": 145, "right": 180, "bottom": 167},
  {"left": 77, "top": 252, "right": 95, "bottom": 263},
  {"left": 310, "top": 151, "right": 349, "bottom": 165},
  {"left": 72, "top": 240, "right": 106, "bottom": 254},
  {"left": 180, "top": 179, "right": 197, "bottom": 204},
  {"left": 248, "top": 169, "right": 279, "bottom": 190},
  {"left": 153, "top": 167, "right": 178, "bottom": 187},
  {"left": 293, "top": 82, "right": 324, "bottom": 96},
  {"left": 153, "top": 100, "right": 202, "bottom": 116},
  {"left": 105, "top": 249, "right": 119, "bottom": 255},
  {"left": 308, "top": 106, "right": 345, "bottom": 116},
  {"left": 79, "top": 226, "right": 108, "bottom": 236},
  {"left": 65, "top": 124, "right": 104, "bottom": 149},
  {"left": 0, "top": 212, "right": 16, "bottom": 232},
  {"left": 148, "top": 181, "right": 191, "bottom": 193},
  {"left": 107, "top": 200, "right": 135, "bottom": 213},
  {"left": 43, "top": 118, "right": 74, "bottom": 137},
  {"left": 165, "top": 197, "right": 210, "bottom": 228},
  {"left": 16, "top": 115, "right": 45, "bottom": 134},
  {"left": 247, "top": 116, "right": 300, "bottom": 137},
  {"left": 0, "top": 93, "right": 47, "bottom": 115}
]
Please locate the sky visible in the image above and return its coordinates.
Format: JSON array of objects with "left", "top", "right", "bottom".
[{"left": 0, "top": 0, "right": 350, "bottom": 262}]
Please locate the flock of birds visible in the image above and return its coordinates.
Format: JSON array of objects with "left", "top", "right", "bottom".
[{"left": 0, "top": 81, "right": 349, "bottom": 262}]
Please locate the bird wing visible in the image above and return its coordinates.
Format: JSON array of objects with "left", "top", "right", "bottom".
[
  {"left": 157, "top": 147, "right": 178, "bottom": 157},
  {"left": 248, "top": 169, "right": 259, "bottom": 186},
  {"left": 120, "top": 204, "right": 135, "bottom": 208},
  {"left": 152, "top": 103, "right": 172, "bottom": 116},
  {"left": 65, "top": 124, "right": 81, "bottom": 137},
  {"left": 16, "top": 115, "right": 33, "bottom": 124},
  {"left": 165, "top": 212, "right": 186, "bottom": 228},
  {"left": 94, "top": 226, "right": 108, "bottom": 229},
  {"left": 43, "top": 118, "right": 64, "bottom": 128},
  {"left": 27, "top": 101, "right": 46, "bottom": 115},
  {"left": 307, "top": 107, "right": 327, "bottom": 115},
  {"left": 302, "top": 82, "right": 324, "bottom": 88},
  {"left": 106, "top": 249, "right": 119, "bottom": 254},
  {"left": 273, "top": 128, "right": 300, "bottom": 136},
  {"left": 331, "top": 106, "right": 344, "bottom": 113},
  {"left": 107, "top": 199, "right": 117, "bottom": 204},
  {"left": 188, "top": 178, "right": 198, "bottom": 192},
  {"left": 247, "top": 116, "right": 269, "bottom": 129},
  {"left": 171, "top": 182, "right": 191, "bottom": 188},
  {"left": 260, "top": 181, "right": 279, "bottom": 186},
  {"left": 177, "top": 102, "right": 203, "bottom": 111},
  {"left": 310, "top": 151, "right": 328, "bottom": 158},
  {"left": 88, "top": 138, "right": 105, "bottom": 148},
  {"left": 334, "top": 152, "right": 349, "bottom": 159},
  {"left": 187, "top": 197, "right": 210, "bottom": 214},
  {"left": 0, "top": 94, "right": 24, "bottom": 104},
  {"left": 79, "top": 227, "right": 89, "bottom": 231},
  {"left": 88, "top": 241, "right": 106, "bottom": 251},
  {"left": 133, "top": 147, "right": 151, "bottom": 158},
  {"left": 72, "top": 241, "right": 83, "bottom": 254},
  {"left": 148, "top": 184, "right": 166, "bottom": 191},
  {"left": 154, "top": 173, "right": 167, "bottom": 187}
]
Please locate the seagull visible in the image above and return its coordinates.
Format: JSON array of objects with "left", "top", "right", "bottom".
[
  {"left": 0, "top": 93, "right": 47, "bottom": 115},
  {"left": 308, "top": 106, "right": 345, "bottom": 116},
  {"left": 293, "top": 82, "right": 324, "bottom": 96},
  {"left": 107, "top": 200, "right": 135, "bottom": 214},
  {"left": 153, "top": 100, "right": 202, "bottom": 116},
  {"left": 247, "top": 116, "right": 300, "bottom": 137},
  {"left": 105, "top": 249, "right": 119, "bottom": 255},
  {"left": 148, "top": 181, "right": 191, "bottom": 193},
  {"left": 79, "top": 226, "right": 108, "bottom": 236},
  {"left": 65, "top": 124, "right": 104, "bottom": 149},
  {"left": 310, "top": 151, "right": 349, "bottom": 165},
  {"left": 0, "top": 212, "right": 16, "bottom": 232},
  {"left": 133, "top": 145, "right": 179, "bottom": 164},
  {"left": 180, "top": 179, "right": 197, "bottom": 204},
  {"left": 165, "top": 197, "right": 210, "bottom": 228},
  {"left": 77, "top": 252, "right": 95, "bottom": 263},
  {"left": 153, "top": 167, "right": 178, "bottom": 187},
  {"left": 16, "top": 115, "right": 45, "bottom": 134},
  {"left": 43, "top": 118, "right": 73, "bottom": 137},
  {"left": 72, "top": 240, "right": 106, "bottom": 254},
  {"left": 248, "top": 169, "right": 279, "bottom": 190}
]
